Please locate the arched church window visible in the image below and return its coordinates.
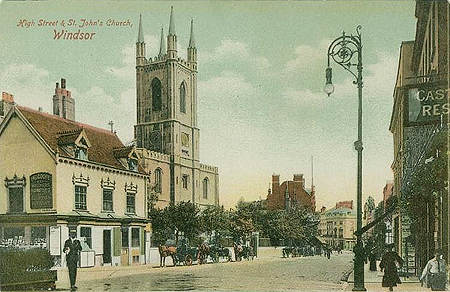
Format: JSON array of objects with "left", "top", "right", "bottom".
[
  {"left": 154, "top": 168, "right": 162, "bottom": 193},
  {"left": 151, "top": 78, "right": 162, "bottom": 111},
  {"left": 180, "top": 82, "right": 186, "bottom": 113},
  {"left": 202, "top": 178, "right": 209, "bottom": 199}
]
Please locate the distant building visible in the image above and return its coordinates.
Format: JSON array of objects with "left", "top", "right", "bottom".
[
  {"left": 383, "top": 181, "right": 394, "bottom": 210},
  {"left": 383, "top": 181, "right": 395, "bottom": 245},
  {"left": 318, "top": 201, "right": 356, "bottom": 250},
  {"left": 266, "top": 174, "right": 315, "bottom": 211}
]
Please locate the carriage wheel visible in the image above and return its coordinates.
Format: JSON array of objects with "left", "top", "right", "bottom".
[{"left": 184, "top": 254, "right": 193, "bottom": 266}]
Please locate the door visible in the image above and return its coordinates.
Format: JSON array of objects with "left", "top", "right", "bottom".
[{"left": 103, "top": 230, "right": 111, "bottom": 264}]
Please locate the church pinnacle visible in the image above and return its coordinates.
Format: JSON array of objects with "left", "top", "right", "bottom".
[
  {"left": 168, "top": 6, "right": 176, "bottom": 35},
  {"left": 159, "top": 27, "right": 166, "bottom": 57},
  {"left": 188, "top": 19, "right": 195, "bottom": 48},
  {"left": 137, "top": 14, "right": 144, "bottom": 43}
]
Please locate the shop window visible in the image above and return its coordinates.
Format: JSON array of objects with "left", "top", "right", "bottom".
[
  {"left": 31, "top": 226, "right": 46, "bottom": 245},
  {"left": 80, "top": 226, "right": 92, "bottom": 248},
  {"left": 131, "top": 228, "right": 140, "bottom": 247}
]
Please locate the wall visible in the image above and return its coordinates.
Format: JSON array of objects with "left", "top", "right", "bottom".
[{"left": 0, "top": 115, "right": 56, "bottom": 213}]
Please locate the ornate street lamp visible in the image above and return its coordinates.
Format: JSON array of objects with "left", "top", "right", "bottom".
[{"left": 324, "top": 25, "right": 366, "bottom": 291}]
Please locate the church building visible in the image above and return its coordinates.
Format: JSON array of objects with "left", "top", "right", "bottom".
[{"left": 134, "top": 8, "right": 219, "bottom": 208}]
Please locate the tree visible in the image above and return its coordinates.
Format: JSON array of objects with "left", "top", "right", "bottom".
[
  {"left": 166, "top": 201, "right": 201, "bottom": 244},
  {"left": 198, "top": 205, "right": 230, "bottom": 241}
]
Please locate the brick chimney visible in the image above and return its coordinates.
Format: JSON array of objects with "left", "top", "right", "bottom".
[{"left": 2, "top": 92, "right": 14, "bottom": 103}]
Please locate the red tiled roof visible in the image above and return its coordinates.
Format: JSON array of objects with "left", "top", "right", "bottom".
[{"left": 18, "top": 106, "right": 131, "bottom": 171}]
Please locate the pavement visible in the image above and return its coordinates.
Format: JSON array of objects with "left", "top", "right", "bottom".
[{"left": 345, "top": 260, "right": 427, "bottom": 292}]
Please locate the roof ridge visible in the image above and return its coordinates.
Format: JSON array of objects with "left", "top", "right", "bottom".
[{"left": 17, "top": 106, "right": 115, "bottom": 136}]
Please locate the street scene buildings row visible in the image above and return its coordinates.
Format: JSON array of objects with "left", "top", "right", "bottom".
[
  {"left": 389, "top": 0, "right": 449, "bottom": 276},
  {"left": 0, "top": 9, "right": 219, "bottom": 268}
]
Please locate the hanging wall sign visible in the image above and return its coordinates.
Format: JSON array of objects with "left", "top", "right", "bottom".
[{"left": 406, "top": 82, "right": 448, "bottom": 126}]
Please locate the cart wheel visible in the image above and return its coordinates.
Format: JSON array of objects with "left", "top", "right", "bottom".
[{"left": 184, "top": 254, "right": 193, "bottom": 266}]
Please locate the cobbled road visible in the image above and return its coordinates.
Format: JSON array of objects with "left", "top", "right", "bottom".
[{"left": 60, "top": 249, "right": 353, "bottom": 291}]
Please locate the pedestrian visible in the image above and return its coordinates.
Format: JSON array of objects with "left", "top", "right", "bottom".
[
  {"left": 379, "top": 243, "right": 403, "bottom": 291},
  {"left": 326, "top": 248, "right": 331, "bottom": 260},
  {"left": 64, "top": 229, "right": 82, "bottom": 290},
  {"left": 419, "top": 249, "right": 447, "bottom": 291},
  {"left": 369, "top": 248, "right": 377, "bottom": 271}
]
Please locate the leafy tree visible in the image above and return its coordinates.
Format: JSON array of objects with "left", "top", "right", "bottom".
[{"left": 198, "top": 205, "right": 230, "bottom": 241}]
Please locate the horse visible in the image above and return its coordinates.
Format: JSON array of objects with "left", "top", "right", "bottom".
[
  {"left": 197, "top": 242, "right": 210, "bottom": 265},
  {"left": 158, "top": 245, "right": 177, "bottom": 267}
]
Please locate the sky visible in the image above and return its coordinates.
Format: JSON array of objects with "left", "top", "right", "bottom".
[{"left": 0, "top": 0, "right": 417, "bottom": 209}]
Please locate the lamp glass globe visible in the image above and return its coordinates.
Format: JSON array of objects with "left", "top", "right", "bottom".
[{"left": 324, "top": 83, "right": 335, "bottom": 96}]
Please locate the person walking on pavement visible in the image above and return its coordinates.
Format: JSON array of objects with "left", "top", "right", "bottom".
[
  {"left": 380, "top": 243, "right": 404, "bottom": 291},
  {"left": 64, "top": 229, "right": 82, "bottom": 290},
  {"left": 420, "top": 249, "right": 447, "bottom": 291}
]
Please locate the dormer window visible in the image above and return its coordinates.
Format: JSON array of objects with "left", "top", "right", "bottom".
[
  {"left": 75, "top": 147, "right": 88, "bottom": 160},
  {"left": 128, "top": 158, "right": 138, "bottom": 172}
]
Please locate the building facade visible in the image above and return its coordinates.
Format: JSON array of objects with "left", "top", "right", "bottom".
[
  {"left": 318, "top": 201, "right": 356, "bottom": 250},
  {"left": 389, "top": 0, "right": 449, "bottom": 275},
  {"left": 0, "top": 105, "right": 151, "bottom": 268},
  {"left": 266, "top": 174, "right": 315, "bottom": 211},
  {"left": 134, "top": 9, "right": 219, "bottom": 208}
]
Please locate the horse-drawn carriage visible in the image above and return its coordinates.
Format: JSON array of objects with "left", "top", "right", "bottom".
[
  {"left": 209, "top": 244, "right": 232, "bottom": 263},
  {"left": 233, "top": 242, "right": 255, "bottom": 261},
  {"left": 282, "top": 246, "right": 301, "bottom": 258},
  {"left": 158, "top": 239, "right": 199, "bottom": 267}
]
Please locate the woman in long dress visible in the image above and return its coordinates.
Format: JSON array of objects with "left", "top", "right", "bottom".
[{"left": 380, "top": 244, "right": 404, "bottom": 291}]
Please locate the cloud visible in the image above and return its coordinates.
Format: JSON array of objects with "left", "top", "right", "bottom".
[
  {"left": 198, "top": 71, "right": 258, "bottom": 109},
  {"left": 284, "top": 39, "right": 331, "bottom": 74},
  {"left": 0, "top": 63, "right": 53, "bottom": 112},
  {"left": 106, "top": 34, "right": 158, "bottom": 82},
  {"left": 76, "top": 86, "right": 135, "bottom": 143},
  {"left": 201, "top": 39, "right": 270, "bottom": 71}
]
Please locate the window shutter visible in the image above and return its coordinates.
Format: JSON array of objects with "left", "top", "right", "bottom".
[
  {"left": 113, "top": 227, "right": 121, "bottom": 257},
  {"left": 140, "top": 228, "right": 145, "bottom": 255}
]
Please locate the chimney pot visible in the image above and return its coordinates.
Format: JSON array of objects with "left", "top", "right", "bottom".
[{"left": 61, "top": 78, "right": 66, "bottom": 89}]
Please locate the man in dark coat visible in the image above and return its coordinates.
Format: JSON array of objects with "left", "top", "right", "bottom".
[
  {"left": 380, "top": 244, "right": 404, "bottom": 291},
  {"left": 64, "top": 229, "right": 82, "bottom": 290}
]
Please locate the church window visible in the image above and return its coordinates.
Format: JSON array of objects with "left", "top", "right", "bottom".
[
  {"left": 202, "top": 178, "right": 209, "bottom": 199},
  {"left": 182, "top": 175, "right": 188, "bottom": 189},
  {"left": 151, "top": 78, "right": 162, "bottom": 111},
  {"left": 154, "top": 168, "right": 162, "bottom": 193},
  {"left": 180, "top": 82, "right": 186, "bottom": 113}
]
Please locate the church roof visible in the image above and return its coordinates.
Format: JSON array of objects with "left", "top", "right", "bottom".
[{"left": 17, "top": 106, "right": 146, "bottom": 174}]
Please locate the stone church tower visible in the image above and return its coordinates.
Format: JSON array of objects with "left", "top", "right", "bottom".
[{"left": 134, "top": 8, "right": 218, "bottom": 206}]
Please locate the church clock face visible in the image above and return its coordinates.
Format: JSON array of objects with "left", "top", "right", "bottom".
[{"left": 181, "top": 133, "right": 189, "bottom": 147}]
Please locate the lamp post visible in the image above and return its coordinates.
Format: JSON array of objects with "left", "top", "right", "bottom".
[{"left": 324, "top": 25, "right": 366, "bottom": 291}]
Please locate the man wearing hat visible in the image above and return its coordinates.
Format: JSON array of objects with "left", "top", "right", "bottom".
[
  {"left": 63, "top": 228, "right": 82, "bottom": 290},
  {"left": 420, "top": 249, "right": 447, "bottom": 291}
]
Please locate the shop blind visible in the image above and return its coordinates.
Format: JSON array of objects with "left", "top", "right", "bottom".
[{"left": 113, "top": 227, "right": 121, "bottom": 257}]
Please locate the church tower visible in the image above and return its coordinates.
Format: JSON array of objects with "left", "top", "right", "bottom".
[{"left": 134, "top": 8, "right": 201, "bottom": 203}]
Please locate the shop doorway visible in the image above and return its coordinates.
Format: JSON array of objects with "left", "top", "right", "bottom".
[{"left": 103, "top": 230, "right": 111, "bottom": 264}]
